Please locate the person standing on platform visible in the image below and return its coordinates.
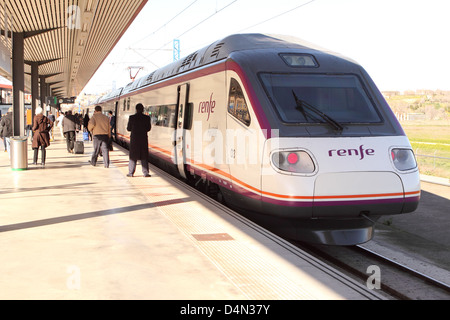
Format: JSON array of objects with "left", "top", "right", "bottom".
[
  {"left": 126, "top": 103, "right": 151, "bottom": 177},
  {"left": 88, "top": 105, "right": 111, "bottom": 168},
  {"left": 62, "top": 110, "right": 77, "bottom": 153},
  {"left": 83, "top": 113, "right": 92, "bottom": 141},
  {"left": 56, "top": 112, "right": 64, "bottom": 138},
  {"left": 0, "top": 107, "right": 13, "bottom": 158},
  {"left": 108, "top": 110, "right": 116, "bottom": 151},
  {"left": 32, "top": 107, "right": 53, "bottom": 166},
  {"left": 47, "top": 111, "right": 56, "bottom": 141},
  {"left": 108, "top": 110, "right": 116, "bottom": 136}
]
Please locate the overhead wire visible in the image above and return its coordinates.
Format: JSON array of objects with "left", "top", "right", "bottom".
[
  {"left": 173, "top": 0, "right": 318, "bottom": 57},
  {"left": 141, "top": 0, "right": 238, "bottom": 62},
  {"left": 146, "top": 0, "right": 316, "bottom": 58},
  {"left": 131, "top": 0, "right": 200, "bottom": 47},
  {"left": 102, "top": 0, "right": 201, "bottom": 85},
  {"left": 95, "top": 0, "right": 318, "bottom": 92},
  {"left": 238, "top": 0, "right": 316, "bottom": 32},
  {"left": 104, "top": 0, "right": 203, "bottom": 81}
]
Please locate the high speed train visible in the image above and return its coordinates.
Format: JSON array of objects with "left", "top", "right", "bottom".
[{"left": 92, "top": 33, "right": 421, "bottom": 245}]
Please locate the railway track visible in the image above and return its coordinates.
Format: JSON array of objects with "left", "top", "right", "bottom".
[
  {"left": 147, "top": 156, "right": 449, "bottom": 300},
  {"left": 295, "top": 242, "right": 450, "bottom": 300},
  {"left": 116, "top": 142, "right": 449, "bottom": 300}
]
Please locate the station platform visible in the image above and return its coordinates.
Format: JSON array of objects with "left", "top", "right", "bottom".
[{"left": 0, "top": 134, "right": 383, "bottom": 300}]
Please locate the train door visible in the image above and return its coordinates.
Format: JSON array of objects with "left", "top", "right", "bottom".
[
  {"left": 226, "top": 77, "right": 261, "bottom": 204},
  {"left": 175, "top": 83, "right": 189, "bottom": 179}
]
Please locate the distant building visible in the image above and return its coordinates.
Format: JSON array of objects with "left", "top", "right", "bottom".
[{"left": 382, "top": 91, "right": 400, "bottom": 98}]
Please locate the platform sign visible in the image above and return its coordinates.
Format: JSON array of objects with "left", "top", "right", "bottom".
[
  {"left": 47, "top": 96, "right": 75, "bottom": 106},
  {"left": 46, "top": 96, "right": 58, "bottom": 106},
  {"left": 58, "top": 97, "right": 76, "bottom": 104}
]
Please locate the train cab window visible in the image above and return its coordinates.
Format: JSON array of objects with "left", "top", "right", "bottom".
[
  {"left": 260, "top": 73, "right": 381, "bottom": 124},
  {"left": 228, "top": 78, "right": 251, "bottom": 126}
]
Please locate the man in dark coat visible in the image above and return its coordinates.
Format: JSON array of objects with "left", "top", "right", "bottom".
[{"left": 126, "top": 103, "right": 151, "bottom": 177}]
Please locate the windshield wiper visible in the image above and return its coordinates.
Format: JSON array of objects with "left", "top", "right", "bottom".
[{"left": 292, "top": 90, "right": 344, "bottom": 132}]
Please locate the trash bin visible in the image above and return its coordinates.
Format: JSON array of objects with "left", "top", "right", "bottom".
[{"left": 10, "top": 136, "right": 28, "bottom": 171}]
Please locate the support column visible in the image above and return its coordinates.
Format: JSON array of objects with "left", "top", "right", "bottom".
[
  {"left": 39, "top": 75, "right": 47, "bottom": 116},
  {"left": 46, "top": 84, "right": 51, "bottom": 115},
  {"left": 12, "top": 32, "right": 25, "bottom": 136},
  {"left": 30, "top": 62, "right": 39, "bottom": 123},
  {"left": 8, "top": 27, "right": 59, "bottom": 135},
  {"left": 25, "top": 58, "right": 62, "bottom": 118}
]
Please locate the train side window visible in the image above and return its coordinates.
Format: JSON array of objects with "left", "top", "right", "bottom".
[
  {"left": 149, "top": 105, "right": 159, "bottom": 125},
  {"left": 184, "top": 103, "right": 193, "bottom": 130},
  {"left": 228, "top": 78, "right": 251, "bottom": 126},
  {"left": 127, "top": 97, "right": 130, "bottom": 111},
  {"left": 151, "top": 104, "right": 177, "bottom": 128},
  {"left": 167, "top": 105, "right": 177, "bottom": 128},
  {"left": 123, "top": 99, "right": 126, "bottom": 111}
]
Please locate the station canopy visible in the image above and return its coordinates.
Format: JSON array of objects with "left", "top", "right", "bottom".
[{"left": 0, "top": 0, "right": 148, "bottom": 98}]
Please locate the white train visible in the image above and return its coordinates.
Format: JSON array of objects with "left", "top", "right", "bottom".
[{"left": 93, "top": 34, "right": 421, "bottom": 245}]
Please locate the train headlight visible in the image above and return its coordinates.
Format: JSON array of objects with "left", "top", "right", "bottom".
[
  {"left": 391, "top": 148, "right": 417, "bottom": 171},
  {"left": 272, "top": 151, "right": 315, "bottom": 174}
]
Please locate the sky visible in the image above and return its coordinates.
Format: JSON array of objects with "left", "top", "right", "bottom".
[{"left": 81, "top": 0, "right": 450, "bottom": 95}]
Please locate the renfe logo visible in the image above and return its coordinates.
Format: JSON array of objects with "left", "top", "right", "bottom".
[
  {"left": 198, "top": 93, "right": 215, "bottom": 121},
  {"left": 328, "top": 145, "right": 375, "bottom": 160}
]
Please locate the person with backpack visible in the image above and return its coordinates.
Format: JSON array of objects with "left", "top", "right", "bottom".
[{"left": 62, "top": 110, "right": 77, "bottom": 153}]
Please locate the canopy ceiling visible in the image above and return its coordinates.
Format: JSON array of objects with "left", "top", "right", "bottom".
[{"left": 0, "top": 0, "right": 148, "bottom": 97}]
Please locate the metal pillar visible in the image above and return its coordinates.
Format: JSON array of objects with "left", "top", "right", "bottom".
[
  {"left": 12, "top": 32, "right": 25, "bottom": 137},
  {"left": 38, "top": 74, "right": 63, "bottom": 116},
  {"left": 30, "top": 62, "right": 39, "bottom": 122},
  {"left": 6, "top": 27, "right": 59, "bottom": 135},
  {"left": 26, "top": 58, "right": 61, "bottom": 119},
  {"left": 39, "top": 75, "right": 47, "bottom": 116}
]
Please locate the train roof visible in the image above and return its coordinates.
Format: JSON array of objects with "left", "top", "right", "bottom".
[
  {"left": 98, "top": 87, "right": 123, "bottom": 103},
  {"left": 96, "top": 33, "right": 352, "bottom": 102}
]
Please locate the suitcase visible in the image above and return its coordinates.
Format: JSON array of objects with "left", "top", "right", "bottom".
[{"left": 74, "top": 141, "right": 84, "bottom": 154}]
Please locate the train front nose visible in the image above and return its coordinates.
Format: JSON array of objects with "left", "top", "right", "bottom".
[
  {"left": 312, "top": 172, "right": 405, "bottom": 218},
  {"left": 285, "top": 171, "right": 407, "bottom": 245}
]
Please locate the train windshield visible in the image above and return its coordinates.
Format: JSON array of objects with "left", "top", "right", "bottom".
[{"left": 260, "top": 74, "right": 381, "bottom": 124}]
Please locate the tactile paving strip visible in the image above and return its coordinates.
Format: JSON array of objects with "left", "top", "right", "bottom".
[
  {"left": 111, "top": 152, "right": 318, "bottom": 299},
  {"left": 153, "top": 195, "right": 316, "bottom": 300}
]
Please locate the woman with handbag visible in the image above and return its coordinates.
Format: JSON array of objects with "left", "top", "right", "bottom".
[{"left": 32, "top": 107, "right": 53, "bottom": 166}]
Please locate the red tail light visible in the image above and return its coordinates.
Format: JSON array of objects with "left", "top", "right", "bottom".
[{"left": 272, "top": 151, "right": 315, "bottom": 174}]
